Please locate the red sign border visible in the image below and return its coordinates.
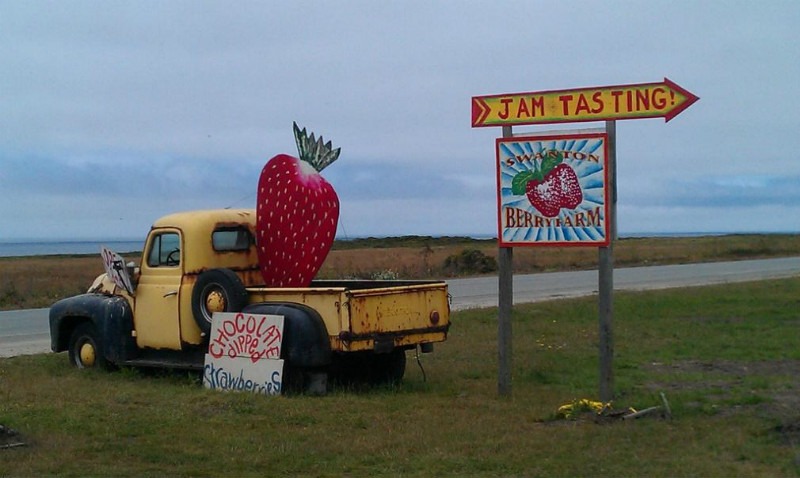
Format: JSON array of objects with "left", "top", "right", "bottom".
[{"left": 496, "top": 131, "right": 611, "bottom": 248}]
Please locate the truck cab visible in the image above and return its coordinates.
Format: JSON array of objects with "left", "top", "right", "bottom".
[{"left": 129, "top": 209, "right": 261, "bottom": 349}]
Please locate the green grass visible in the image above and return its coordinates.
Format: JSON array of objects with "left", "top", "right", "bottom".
[{"left": 2, "top": 278, "right": 799, "bottom": 476}]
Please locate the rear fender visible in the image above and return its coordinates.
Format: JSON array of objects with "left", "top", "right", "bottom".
[
  {"left": 242, "top": 302, "right": 331, "bottom": 368},
  {"left": 49, "top": 294, "right": 136, "bottom": 363}
]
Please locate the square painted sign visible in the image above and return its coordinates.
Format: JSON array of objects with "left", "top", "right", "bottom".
[
  {"left": 496, "top": 130, "right": 609, "bottom": 247},
  {"left": 203, "top": 312, "right": 285, "bottom": 396}
]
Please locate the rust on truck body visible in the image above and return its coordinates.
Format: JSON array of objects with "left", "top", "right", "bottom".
[{"left": 247, "top": 281, "right": 450, "bottom": 353}]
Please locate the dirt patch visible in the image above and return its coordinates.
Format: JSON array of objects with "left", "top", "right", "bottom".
[
  {"left": 774, "top": 419, "right": 800, "bottom": 446},
  {"left": 683, "top": 316, "right": 747, "bottom": 325},
  {"left": 644, "top": 359, "right": 800, "bottom": 384},
  {"left": 645, "top": 358, "right": 800, "bottom": 377},
  {"left": 643, "top": 359, "right": 800, "bottom": 422},
  {"left": 0, "top": 424, "right": 26, "bottom": 449}
]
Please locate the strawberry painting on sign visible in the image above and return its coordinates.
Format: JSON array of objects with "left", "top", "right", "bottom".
[
  {"left": 496, "top": 131, "right": 610, "bottom": 247},
  {"left": 256, "top": 123, "right": 341, "bottom": 287}
]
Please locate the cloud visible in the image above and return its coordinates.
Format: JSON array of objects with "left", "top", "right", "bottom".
[
  {"left": 0, "top": 153, "right": 261, "bottom": 204},
  {"left": 337, "top": 197, "right": 497, "bottom": 238},
  {"left": 0, "top": 149, "right": 491, "bottom": 203},
  {"left": 0, "top": 148, "right": 495, "bottom": 239},
  {"left": 625, "top": 174, "right": 800, "bottom": 209},
  {"left": 1, "top": 1, "right": 800, "bottom": 239},
  {"left": 326, "top": 161, "right": 493, "bottom": 201},
  {"left": 619, "top": 203, "right": 800, "bottom": 235}
]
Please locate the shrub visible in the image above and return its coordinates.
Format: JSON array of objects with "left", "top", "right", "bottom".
[
  {"left": 443, "top": 249, "right": 497, "bottom": 276},
  {"left": 0, "top": 281, "right": 21, "bottom": 308},
  {"left": 369, "top": 269, "right": 400, "bottom": 280}
]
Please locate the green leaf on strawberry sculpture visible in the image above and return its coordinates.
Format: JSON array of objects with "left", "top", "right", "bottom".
[{"left": 511, "top": 170, "right": 537, "bottom": 195}]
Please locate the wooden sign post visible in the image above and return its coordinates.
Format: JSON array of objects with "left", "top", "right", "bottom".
[
  {"left": 598, "top": 120, "right": 617, "bottom": 402},
  {"left": 498, "top": 125, "right": 513, "bottom": 396},
  {"left": 473, "top": 79, "right": 697, "bottom": 399}
]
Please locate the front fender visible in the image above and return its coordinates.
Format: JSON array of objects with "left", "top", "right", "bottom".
[{"left": 49, "top": 293, "right": 135, "bottom": 363}]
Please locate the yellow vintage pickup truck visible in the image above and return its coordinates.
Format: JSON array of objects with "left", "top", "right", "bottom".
[{"left": 48, "top": 209, "right": 450, "bottom": 393}]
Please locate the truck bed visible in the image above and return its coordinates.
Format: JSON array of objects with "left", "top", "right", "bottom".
[{"left": 245, "top": 279, "right": 450, "bottom": 352}]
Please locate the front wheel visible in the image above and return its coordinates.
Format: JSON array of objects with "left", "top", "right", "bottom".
[
  {"left": 68, "top": 323, "right": 111, "bottom": 370},
  {"left": 191, "top": 268, "right": 248, "bottom": 335}
]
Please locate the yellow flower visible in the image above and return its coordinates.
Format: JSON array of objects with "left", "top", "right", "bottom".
[{"left": 557, "top": 398, "right": 611, "bottom": 419}]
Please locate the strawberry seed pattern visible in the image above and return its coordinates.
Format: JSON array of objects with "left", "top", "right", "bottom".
[{"left": 255, "top": 124, "right": 341, "bottom": 288}]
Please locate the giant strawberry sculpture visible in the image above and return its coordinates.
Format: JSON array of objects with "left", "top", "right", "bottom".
[
  {"left": 256, "top": 123, "right": 341, "bottom": 287},
  {"left": 511, "top": 150, "right": 583, "bottom": 218}
]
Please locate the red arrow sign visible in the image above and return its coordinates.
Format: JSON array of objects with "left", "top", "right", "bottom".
[{"left": 472, "top": 78, "right": 699, "bottom": 127}]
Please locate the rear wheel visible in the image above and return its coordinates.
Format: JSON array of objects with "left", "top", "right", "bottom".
[
  {"left": 282, "top": 365, "right": 328, "bottom": 396},
  {"left": 374, "top": 349, "right": 406, "bottom": 385},
  {"left": 68, "top": 323, "right": 111, "bottom": 370},
  {"left": 330, "top": 350, "right": 407, "bottom": 386}
]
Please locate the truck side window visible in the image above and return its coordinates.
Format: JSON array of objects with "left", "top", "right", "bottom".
[
  {"left": 212, "top": 227, "right": 253, "bottom": 252},
  {"left": 147, "top": 232, "right": 181, "bottom": 267}
]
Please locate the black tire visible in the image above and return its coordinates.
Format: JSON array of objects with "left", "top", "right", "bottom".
[
  {"left": 332, "top": 349, "right": 407, "bottom": 386},
  {"left": 375, "top": 349, "right": 407, "bottom": 385},
  {"left": 191, "top": 268, "right": 248, "bottom": 335},
  {"left": 68, "top": 322, "right": 111, "bottom": 370},
  {"left": 282, "top": 365, "right": 328, "bottom": 396}
]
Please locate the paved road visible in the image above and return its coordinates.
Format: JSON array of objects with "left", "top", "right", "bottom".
[
  {"left": 0, "top": 308, "right": 50, "bottom": 358},
  {"left": 2, "top": 257, "right": 799, "bottom": 358},
  {"left": 448, "top": 256, "right": 800, "bottom": 310}
]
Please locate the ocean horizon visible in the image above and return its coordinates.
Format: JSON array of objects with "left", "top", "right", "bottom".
[
  {"left": 0, "top": 239, "right": 144, "bottom": 258},
  {"left": 1, "top": 231, "right": 796, "bottom": 258}
]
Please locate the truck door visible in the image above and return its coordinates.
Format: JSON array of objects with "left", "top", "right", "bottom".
[{"left": 133, "top": 229, "right": 183, "bottom": 350}]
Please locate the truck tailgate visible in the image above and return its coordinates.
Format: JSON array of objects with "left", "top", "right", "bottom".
[{"left": 347, "top": 282, "right": 450, "bottom": 341}]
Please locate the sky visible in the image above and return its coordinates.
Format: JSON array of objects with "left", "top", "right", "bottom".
[{"left": 1, "top": 0, "right": 799, "bottom": 241}]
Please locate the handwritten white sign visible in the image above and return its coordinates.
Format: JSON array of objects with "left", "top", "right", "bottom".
[{"left": 203, "top": 312, "right": 285, "bottom": 395}]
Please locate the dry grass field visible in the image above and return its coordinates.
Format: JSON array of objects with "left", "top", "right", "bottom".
[
  {"left": 321, "top": 233, "right": 800, "bottom": 278},
  {"left": 2, "top": 234, "right": 799, "bottom": 310}
]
